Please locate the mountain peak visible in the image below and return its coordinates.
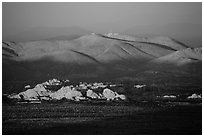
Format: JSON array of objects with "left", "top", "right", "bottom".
[{"left": 2, "top": 34, "right": 201, "bottom": 86}]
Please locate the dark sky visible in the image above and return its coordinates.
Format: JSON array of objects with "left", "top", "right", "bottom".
[{"left": 2, "top": 2, "right": 202, "bottom": 46}]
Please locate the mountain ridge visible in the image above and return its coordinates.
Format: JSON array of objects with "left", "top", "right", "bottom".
[{"left": 2, "top": 34, "right": 201, "bottom": 91}]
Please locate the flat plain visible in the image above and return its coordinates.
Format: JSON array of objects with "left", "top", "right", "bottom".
[{"left": 2, "top": 101, "right": 202, "bottom": 135}]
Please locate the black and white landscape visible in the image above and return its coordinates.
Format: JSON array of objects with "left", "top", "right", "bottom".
[{"left": 2, "top": 2, "right": 202, "bottom": 135}]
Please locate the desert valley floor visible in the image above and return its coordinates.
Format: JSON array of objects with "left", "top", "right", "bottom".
[{"left": 2, "top": 101, "right": 202, "bottom": 135}]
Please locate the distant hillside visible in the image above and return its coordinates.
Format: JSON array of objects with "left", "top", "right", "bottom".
[
  {"left": 123, "top": 23, "right": 202, "bottom": 47},
  {"left": 2, "top": 33, "right": 202, "bottom": 93}
]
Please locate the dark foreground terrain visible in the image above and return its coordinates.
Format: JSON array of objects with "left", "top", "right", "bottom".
[{"left": 2, "top": 101, "right": 202, "bottom": 135}]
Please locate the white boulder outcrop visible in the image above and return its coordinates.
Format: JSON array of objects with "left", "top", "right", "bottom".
[
  {"left": 75, "top": 96, "right": 87, "bottom": 101},
  {"left": 134, "top": 85, "right": 146, "bottom": 88},
  {"left": 187, "top": 93, "right": 202, "bottom": 99},
  {"left": 103, "top": 88, "right": 116, "bottom": 100},
  {"left": 8, "top": 93, "right": 21, "bottom": 100},
  {"left": 24, "top": 85, "right": 31, "bottom": 89},
  {"left": 18, "top": 84, "right": 48, "bottom": 100},
  {"left": 115, "top": 92, "right": 126, "bottom": 100},
  {"left": 50, "top": 86, "right": 82, "bottom": 100},
  {"left": 102, "top": 88, "right": 126, "bottom": 100},
  {"left": 34, "top": 84, "right": 47, "bottom": 92},
  {"left": 46, "top": 78, "right": 61, "bottom": 85},
  {"left": 86, "top": 89, "right": 100, "bottom": 99},
  {"left": 6, "top": 78, "right": 128, "bottom": 102},
  {"left": 19, "top": 89, "right": 40, "bottom": 100},
  {"left": 163, "top": 95, "right": 177, "bottom": 98}
]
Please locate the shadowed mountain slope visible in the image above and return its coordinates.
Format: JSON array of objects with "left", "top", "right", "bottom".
[{"left": 2, "top": 34, "right": 202, "bottom": 93}]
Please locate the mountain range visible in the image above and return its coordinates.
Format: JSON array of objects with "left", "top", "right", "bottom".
[
  {"left": 2, "top": 33, "right": 202, "bottom": 93},
  {"left": 3, "top": 23, "right": 202, "bottom": 48},
  {"left": 123, "top": 23, "right": 202, "bottom": 47}
]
